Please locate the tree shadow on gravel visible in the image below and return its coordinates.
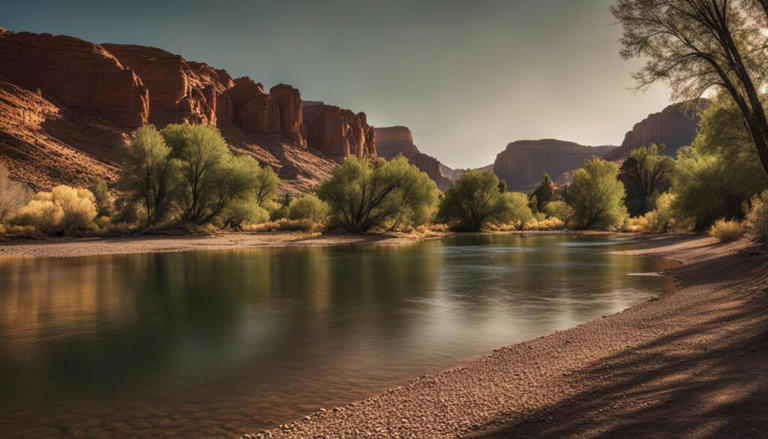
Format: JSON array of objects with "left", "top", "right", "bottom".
[{"left": 466, "top": 251, "right": 768, "bottom": 439}]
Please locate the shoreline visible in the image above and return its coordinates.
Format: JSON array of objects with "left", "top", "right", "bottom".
[
  {"left": 247, "top": 235, "right": 768, "bottom": 438},
  {"left": 0, "top": 229, "right": 646, "bottom": 259}
]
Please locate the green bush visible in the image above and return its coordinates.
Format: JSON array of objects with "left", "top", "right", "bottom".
[
  {"left": 746, "top": 190, "right": 768, "bottom": 243},
  {"left": 436, "top": 170, "right": 520, "bottom": 231},
  {"left": 318, "top": 156, "right": 438, "bottom": 232},
  {"left": 543, "top": 200, "right": 573, "bottom": 223},
  {"left": 566, "top": 159, "right": 628, "bottom": 230},
  {"left": 709, "top": 219, "right": 745, "bottom": 242},
  {"left": 531, "top": 173, "right": 556, "bottom": 211},
  {"left": 288, "top": 194, "right": 330, "bottom": 223},
  {"left": 0, "top": 164, "right": 32, "bottom": 223},
  {"left": 508, "top": 192, "right": 535, "bottom": 227},
  {"left": 88, "top": 179, "right": 112, "bottom": 217}
]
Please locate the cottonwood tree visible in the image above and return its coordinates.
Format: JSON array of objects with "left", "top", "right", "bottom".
[
  {"left": 619, "top": 144, "right": 675, "bottom": 216},
  {"left": 612, "top": 0, "right": 768, "bottom": 173},
  {"left": 566, "top": 159, "right": 628, "bottom": 229},
  {"left": 436, "top": 170, "right": 525, "bottom": 231}
]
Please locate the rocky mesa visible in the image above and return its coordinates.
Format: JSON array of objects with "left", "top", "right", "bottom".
[
  {"left": 492, "top": 139, "right": 616, "bottom": 192},
  {"left": 0, "top": 28, "right": 375, "bottom": 194},
  {"left": 374, "top": 126, "right": 458, "bottom": 191}
]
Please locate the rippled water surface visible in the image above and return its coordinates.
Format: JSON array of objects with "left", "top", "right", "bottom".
[{"left": 0, "top": 234, "right": 677, "bottom": 437}]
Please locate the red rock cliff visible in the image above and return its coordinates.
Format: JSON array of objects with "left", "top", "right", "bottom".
[
  {"left": 0, "top": 32, "right": 149, "bottom": 128},
  {"left": 101, "top": 43, "right": 233, "bottom": 126},
  {"left": 605, "top": 100, "right": 708, "bottom": 160},
  {"left": 374, "top": 126, "right": 457, "bottom": 191},
  {"left": 303, "top": 102, "right": 375, "bottom": 159},
  {"left": 492, "top": 139, "right": 616, "bottom": 192}
]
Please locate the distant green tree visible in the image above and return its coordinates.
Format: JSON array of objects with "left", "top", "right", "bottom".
[
  {"left": 543, "top": 200, "right": 574, "bottom": 223},
  {"left": 531, "top": 173, "right": 555, "bottom": 211},
  {"left": 509, "top": 192, "right": 535, "bottom": 226},
  {"left": 117, "top": 125, "right": 175, "bottom": 226},
  {"left": 566, "top": 158, "right": 628, "bottom": 229},
  {"left": 253, "top": 165, "right": 279, "bottom": 207},
  {"left": 317, "top": 156, "right": 438, "bottom": 232},
  {"left": 88, "top": 179, "right": 112, "bottom": 217},
  {"left": 436, "top": 170, "right": 518, "bottom": 231},
  {"left": 618, "top": 144, "right": 675, "bottom": 217}
]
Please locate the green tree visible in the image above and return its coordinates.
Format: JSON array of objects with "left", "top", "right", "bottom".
[
  {"left": 531, "top": 173, "right": 555, "bottom": 211},
  {"left": 613, "top": 0, "right": 768, "bottom": 174},
  {"left": 254, "top": 165, "right": 279, "bottom": 207},
  {"left": 566, "top": 159, "right": 628, "bottom": 229},
  {"left": 88, "top": 179, "right": 112, "bottom": 217},
  {"left": 317, "top": 156, "right": 438, "bottom": 232},
  {"left": 509, "top": 192, "right": 535, "bottom": 226},
  {"left": 618, "top": 144, "right": 675, "bottom": 217},
  {"left": 436, "top": 170, "right": 518, "bottom": 231},
  {"left": 543, "top": 200, "right": 574, "bottom": 223},
  {"left": 671, "top": 97, "right": 768, "bottom": 231},
  {"left": 117, "top": 125, "right": 175, "bottom": 226}
]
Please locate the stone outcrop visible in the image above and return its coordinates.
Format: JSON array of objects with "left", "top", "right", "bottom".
[
  {"left": 101, "top": 44, "right": 233, "bottom": 126},
  {"left": 303, "top": 101, "right": 375, "bottom": 159},
  {"left": 270, "top": 84, "right": 306, "bottom": 147},
  {"left": 605, "top": 100, "right": 708, "bottom": 160},
  {"left": 375, "top": 126, "right": 458, "bottom": 191},
  {"left": 225, "top": 77, "right": 280, "bottom": 134},
  {"left": 0, "top": 32, "right": 149, "bottom": 128},
  {"left": 492, "top": 139, "right": 616, "bottom": 192}
]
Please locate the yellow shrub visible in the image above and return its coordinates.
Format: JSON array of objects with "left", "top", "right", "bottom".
[
  {"left": 709, "top": 219, "right": 745, "bottom": 242},
  {"left": 524, "top": 217, "right": 566, "bottom": 231},
  {"left": 746, "top": 190, "right": 768, "bottom": 243},
  {"left": 11, "top": 185, "right": 98, "bottom": 235},
  {"left": 94, "top": 216, "right": 112, "bottom": 230},
  {"left": 249, "top": 218, "right": 322, "bottom": 233}
]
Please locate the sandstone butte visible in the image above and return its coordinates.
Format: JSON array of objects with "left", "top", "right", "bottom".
[
  {"left": 374, "top": 126, "right": 458, "bottom": 191},
  {"left": 0, "top": 29, "right": 375, "bottom": 194}
]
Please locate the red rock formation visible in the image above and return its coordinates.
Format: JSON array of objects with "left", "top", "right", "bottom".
[
  {"left": 225, "top": 77, "right": 280, "bottom": 134},
  {"left": 375, "top": 126, "right": 457, "bottom": 191},
  {"left": 270, "top": 84, "right": 306, "bottom": 147},
  {"left": 0, "top": 32, "right": 149, "bottom": 128},
  {"left": 492, "top": 139, "right": 616, "bottom": 192},
  {"left": 102, "top": 44, "right": 233, "bottom": 126},
  {"left": 605, "top": 100, "right": 708, "bottom": 160},
  {"left": 303, "top": 102, "right": 375, "bottom": 159}
]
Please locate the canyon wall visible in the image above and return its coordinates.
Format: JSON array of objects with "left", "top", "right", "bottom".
[
  {"left": 0, "top": 29, "right": 375, "bottom": 194},
  {"left": 605, "top": 100, "right": 708, "bottom": 160},
  {"left": 492, "top": 139, "right": 616, "bottom": 192},
  {"left": 374, "top": 126, "right": 458, "bottom": 191}
]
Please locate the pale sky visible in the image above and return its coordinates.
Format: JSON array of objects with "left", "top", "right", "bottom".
[{"left": 4, "top": 0, "right": 671, "bottom": 168}]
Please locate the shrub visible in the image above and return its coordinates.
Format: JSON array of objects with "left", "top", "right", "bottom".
[
  {"left": 746, "top": 190, "right": 768, "bottom": 243},
  {"left": 530, "top": 174, "right": 556, "bottom": 211},
  {"left": 219, "top": 201, "right": 269, "bottom": 230},
  {"left": 11, "top": 185, "right": 98, "bottom": 234},
  {"left": 524, "top": 217, "right": 566, "bottom": 231},
  {"left": 249, "top": 218, "right": 320, "bottom": 233},
  {"left": 0, "top": 164, "right": 32, "bottom": 223},
  {"left": 543, "top": 200, "right": 573, "bottom": 223},
  {"left": 318, "top": 156, "right": 438, "bottom": 232},
  {"left": 288, "top": 194, "right": 330, "bottom": 223},
  {"left": 566, "top": 159, "right": 628, "bottom": 230},
  {"left": 508, "top": 192, "right": 535, "bottom": 228},
  {"left": 709, "top": 219, "right": 745, "bottom": 242},
  {"left": 88, "top": 179, "right": 112, "bottom": 217}
]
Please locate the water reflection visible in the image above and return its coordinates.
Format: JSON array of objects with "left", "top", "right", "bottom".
[{"left": 0, "top": 234, "right": 676, "bottom": 437}]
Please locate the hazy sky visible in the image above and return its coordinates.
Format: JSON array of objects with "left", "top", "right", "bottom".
[{"left": 5, "top": 0, "right": 671, "bottom": 168}]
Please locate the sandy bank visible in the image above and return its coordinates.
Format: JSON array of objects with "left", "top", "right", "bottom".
[
  {"left": 0, "top": 232, "right": 426, "bottom": 258},
  {"left": 248, "top": 235, "right": 768, "bottom": 438}
]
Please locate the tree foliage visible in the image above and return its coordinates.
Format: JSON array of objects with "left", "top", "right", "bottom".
[
  {"left": 531, "top": 173, "right": 556, "bottom": 211},
  {"left": 317, "top": 156, "right": 438, "bottom": 232},
  {"left": 436, "top": 170, "right": 520, "bottom": 231},
  {"left": 288, "top": 194, "right": 330, "bottom": 223},
  {"left": 566, "top": 159, "right": 628, "bottom": 229},
  {"left": 619, "top": 144, "right": 675, "bottom": 216},
  {"left": 11, "top": 185, "right": 98, "bottom": 234},
  {"left": 612, "top": 0, "right": 768, "bottom": 173}
]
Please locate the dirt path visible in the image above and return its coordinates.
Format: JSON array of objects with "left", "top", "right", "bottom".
[{"left": 248, "top": 236, "right": 768, "bottom": 438}]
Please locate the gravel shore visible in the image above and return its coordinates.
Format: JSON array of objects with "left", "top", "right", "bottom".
[
  {"left": 247, "top": 236, "right": 768, "bottom": 438},
  {"left": 0, "top": 232, "right": 423, "bottom": 258}
]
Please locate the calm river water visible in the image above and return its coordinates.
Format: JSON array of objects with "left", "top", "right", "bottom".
[{"left": 0, "top": 234, "right": 677, "bottom": 437}]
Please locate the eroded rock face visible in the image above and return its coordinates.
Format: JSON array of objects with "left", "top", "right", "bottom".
[
  {"left": 605, "top": 100, "right": 708, "bottom": 160},
  {"left": 226, "top": 77, "right": 280, "bottom": 134},
  {"left": 0, "top": 32, "right": 149, "bottom": 128},
  {"left": 102, "top": 44, "right": 233, "bottom": 126},
  {"left": 492, "top": 139, "right": 617, "bottom": 192},
  {"left": 303, "top": 102, "right": 375, "bottom": 159},
  {"left": 375, "top": 126, "right": 457, "bottom": 191},
  {"left": 270, "top": 84, "right": 306, "bottom": 147}
]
